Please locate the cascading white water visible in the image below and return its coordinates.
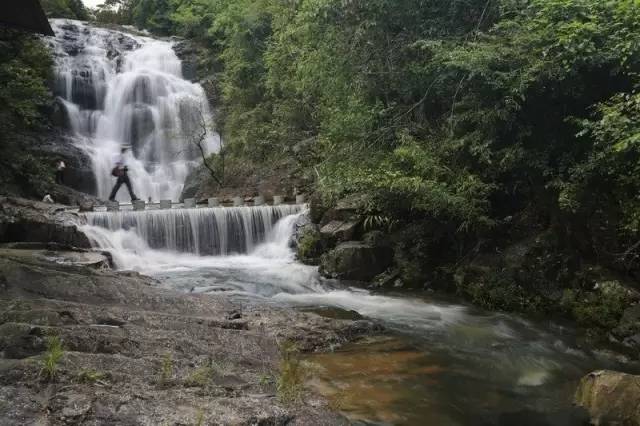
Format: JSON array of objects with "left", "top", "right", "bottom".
[
  {"left": 48, "top": 19, "right": 217, "bottom": 201},
  {"left": 80, "top": 205, "right": 470, "bottom": 329},
  {"left": 82, "top": 204, "right": 303, "bottom": 255}
]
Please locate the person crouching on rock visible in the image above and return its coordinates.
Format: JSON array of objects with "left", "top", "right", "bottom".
[{"left": 109, "top": 147, "right": 139, "bottom": 202}]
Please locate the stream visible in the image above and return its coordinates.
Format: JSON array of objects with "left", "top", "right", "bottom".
[{"left": 81, "top": 208, "right": 639, "bottom": 426}]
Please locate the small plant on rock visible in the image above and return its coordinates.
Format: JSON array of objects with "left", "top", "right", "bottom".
[
  {"left": 40, "top": 335, "right": 64, "bottom": 381},
  {"left": 258, "top": 372, "right": 273, "bottom": 387},
  {"left": 77, "top": 369, "right": 108, "bottom": 384},
  {"left": 184, "top": 362, "right": 216, "bottom": 388}
]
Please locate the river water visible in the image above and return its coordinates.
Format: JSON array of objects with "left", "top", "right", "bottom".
[{"left": 80, "top": 207, "right": 638, "bottom": 425}]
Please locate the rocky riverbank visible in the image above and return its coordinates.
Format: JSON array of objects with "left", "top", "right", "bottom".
[
  {"left": 0, "top": 247, "right": 381, "bottom": 425},
  {"left": 0, "top": 198, "right": 380, "bottom": 425}
]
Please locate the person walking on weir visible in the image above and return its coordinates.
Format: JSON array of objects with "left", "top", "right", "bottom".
[{"left": 109, "top": 147, "right": 139, "bottom": 202}]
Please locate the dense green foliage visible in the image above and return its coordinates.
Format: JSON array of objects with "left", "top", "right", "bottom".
[
  {"left": 0, "top": 29, "right": 54, "bottom": 196},
  {"left": 42, "top": 0, "right": 89, "bottom": 20},
  {"left": 96, "top": 0, "right": 640, "bottom": 326}
]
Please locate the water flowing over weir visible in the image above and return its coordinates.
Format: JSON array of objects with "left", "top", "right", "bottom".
[
  {"left": 82, "top": 204, "right": 303, "bottom": 255},
  {"left": 48, "top": 19, "right": 217, "bottom": 201}
]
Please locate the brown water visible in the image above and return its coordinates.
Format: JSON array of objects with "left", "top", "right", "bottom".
[{"left": 304, "top": 301, "right": 639, "bottom": 426}]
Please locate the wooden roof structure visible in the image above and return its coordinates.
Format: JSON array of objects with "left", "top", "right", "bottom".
[{"left": 1, "top": 0, "right": 54, "bottom": 36}]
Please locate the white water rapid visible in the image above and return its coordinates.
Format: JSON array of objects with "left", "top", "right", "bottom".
[{"left": 48, "top": 19, "right": 217, "bottom": 201}]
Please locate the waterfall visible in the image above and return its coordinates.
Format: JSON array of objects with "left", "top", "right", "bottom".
[
  {"left": 82, "top": 205, "right": 304, "bottom": 256},
  {"left": 47, "top": 19, "right": 218, "bottom": 201}
]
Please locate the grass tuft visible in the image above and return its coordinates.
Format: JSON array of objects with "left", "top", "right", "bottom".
[
  {"left": 258, "top": 372, "right": 273, "bottom": 387},
  {"left": 40, "top": 335, "right": 64, "bottom": 381}
]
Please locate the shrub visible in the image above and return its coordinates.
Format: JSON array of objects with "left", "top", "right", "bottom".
[{"left": 561, "top": 286, "right": 629, "bottom": 330}]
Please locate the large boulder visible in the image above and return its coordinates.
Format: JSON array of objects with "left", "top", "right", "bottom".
[
  {"left": 575, "top": 370, "right": 640, "bottom": 425},
  {"left": 180, "top": 165, "right": 210, "bottom": 201},
  {"left": 319, "top": 241, "right": 392, "bottom": 282},
  {"left": 0, "top": 197, "right": 90, "bottom": 248}
]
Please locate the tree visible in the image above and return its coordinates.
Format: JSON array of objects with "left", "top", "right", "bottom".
[{"left": 183, "top": 107, "right": 225, "bottom": 187}]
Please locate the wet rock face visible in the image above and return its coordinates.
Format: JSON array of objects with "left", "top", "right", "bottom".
[
  {"left": 172, "top": 38, "right": 199, "bottom": 81},
  {"left": 0, "top": 197, "right": 90, "bottom": 248},
  {"left": 50, "top": 22, "right": 139, "bottom": 109},
  {"left": 319, "top": 241, "right": 393, "bottom": 282},
  {"left": 319, "top": 194, "right": 366, "bottom": 227},
  {"left": 575, "top": 370, "right": 640, "bottom": 425}
]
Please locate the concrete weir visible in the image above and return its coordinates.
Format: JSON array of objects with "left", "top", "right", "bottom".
[{"left": 93, "top": 195, "right": 300, "bottom": 212}]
